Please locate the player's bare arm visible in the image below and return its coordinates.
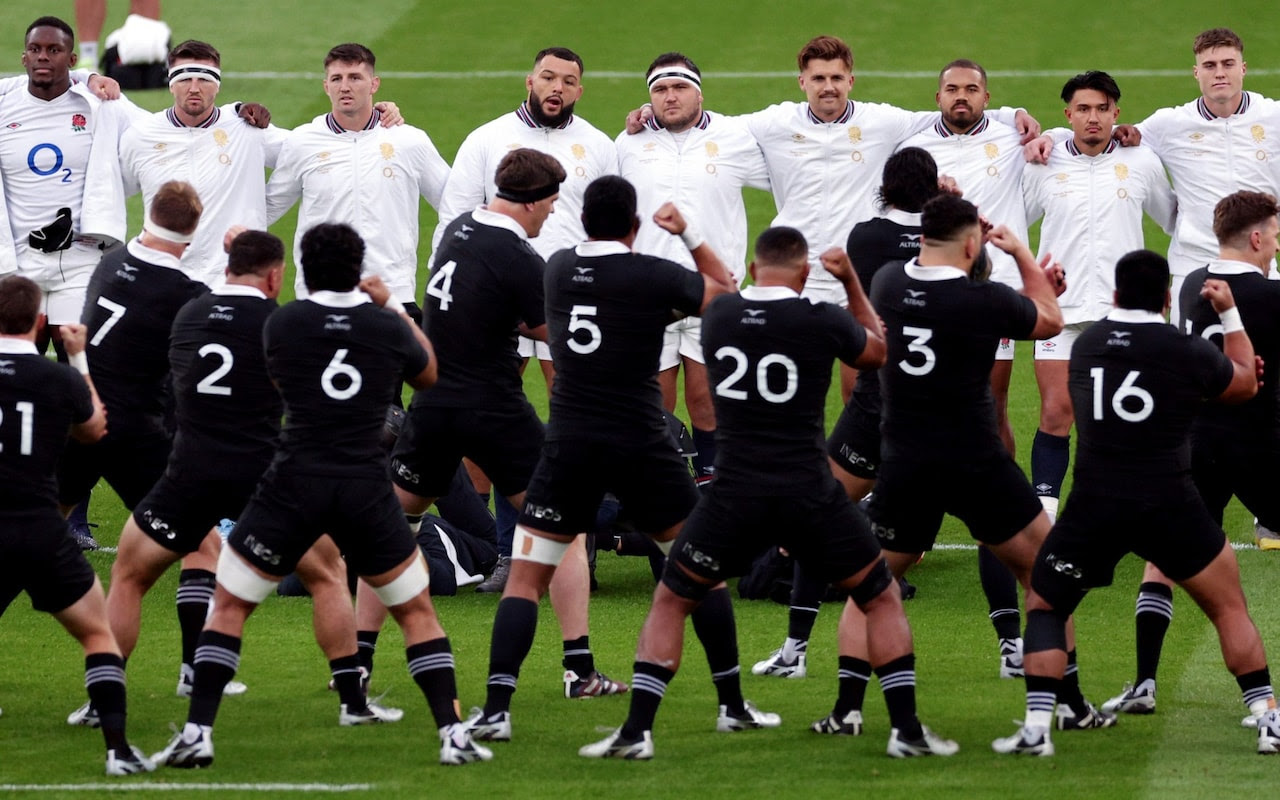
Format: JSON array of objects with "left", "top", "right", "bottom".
[
  {"left": 59, "top": 323, "right": 108, "bottom": 442},
  {"left": 1202, "top": 278, "right": 1259, "bottom": 403},
  {"left": 987, "top": 225, "right": 1064, "bottom": 339},
  {"left": 819, "top": 247, "right": 885, "bottom": 369},
  {"left": 652, "top": 202, "right": 737, "bottom": 310},
  {"left": 359, "top": 275, "right": 438, "bottom": 389}
]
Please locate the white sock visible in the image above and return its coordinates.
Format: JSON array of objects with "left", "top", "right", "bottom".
[{"left": 80, "top": 41, "right": 100, "bottom": 66}]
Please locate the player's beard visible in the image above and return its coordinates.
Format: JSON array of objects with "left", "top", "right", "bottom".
[
  {"left": 943, "top": 103, "right": 981, "bottom": 131},
  {"left": 526, "top": 90, "right": 576, "bottom": 127}
]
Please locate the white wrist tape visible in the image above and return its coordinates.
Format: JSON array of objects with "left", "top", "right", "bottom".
[
  {"left": 680, "top": 221, "right": 704, "bottom": 252},
  {"left": 68, "top": 351, "right": 89, "bottom": 375},
  {"left": 1219, "top": 306, "right": 1244, "bottom": 335}
]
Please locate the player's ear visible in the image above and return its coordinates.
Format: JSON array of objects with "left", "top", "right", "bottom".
[
  {"left": 748, "top": 260, "right": 758, "bottom": 283},
  {"left": 631, "top": 215, "right": 641, "bottom": 236}
]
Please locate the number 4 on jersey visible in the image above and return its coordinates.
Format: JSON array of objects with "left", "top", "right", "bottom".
[{"left": 426, "top": 260, "right": 457, "bottom": 310}]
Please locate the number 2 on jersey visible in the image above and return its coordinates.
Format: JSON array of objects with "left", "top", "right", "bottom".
[
  {"left": 195, "top": 343, "right": 234, "bottom": 396},
  {"left": 0, "top": 402, "right": 35, "bottom": 455}
]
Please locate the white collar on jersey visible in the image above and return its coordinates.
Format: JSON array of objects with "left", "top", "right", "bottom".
[
  {"left": 575, "top": 240, "right": 630, "bottom": 256},
  {"left": 306, "top": 289, "right": 372, "bottom": 308},
  {"left": 741, "top": 285, "right": 800, "bottom": 300},
  {"left": 213, "top": 284, "right": 268, "bottom": 299},
  {"left": 0, "top": 339, "right": 39, "bottom": 355},
  {"left": 1105, "top": 308, "right": 1167, "bottom": 324},
  {"left": 904, "top": 259, "right": 966, "bottom": 281},
  {"left": 126, "top": 237, "right": 185, "bottom": 271},
  {"left": 885, "top": 208, "right": 922, "bottom": 226},
  {"left": 1207, "top": 258, "right": 1265, "bottom": 276},
  {"left": 472, "top": 207, "right": 529, "bottom": 241}
]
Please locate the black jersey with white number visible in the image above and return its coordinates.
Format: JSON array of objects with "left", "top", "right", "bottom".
[
  {"left": 263, "top": 294, "right": 430, "bottom": 477},
  {"left": 81, "top": 241, "right": 207, "bottom": 434},
  {"left": 168, "top": 289, "right": 281, "bottom": 481},
  {"left": 702, "top": 286, "right": 867, "bottom": 494},
  {"left": 1068, "top": 315, "right": 1233, "bottom": 498},
  {"left": 870, "top": 260, "right": 1037, "bottom": 461},
  {"left": 1179, "top": 265, "right": 1280, "bottom": 444},
  {"left": 846, "top": 213, "right": 922, "bottom": 401},
  {"left": 0, "top": 350, "right": 93, "bottom": 513},
  {"left": 543, "top": 243, "right": 704, "bottom": 446},
  {"left": 418, "top": 210, "right": 545, "bottom": 408}
]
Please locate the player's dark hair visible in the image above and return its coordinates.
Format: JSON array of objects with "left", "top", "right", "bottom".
[
  {"left": 150, "top": 181, "right": 203, "bottom": 236},
  {"left": 325, "top": 43, "right": 375, "bottom": 70},
  {"left": 1114, "top": 249, "right": 1169, "bottom": 313},
  {"left": 495, "top": 148, "right": 567, "bottom": 196},
  {"left": 920, "top": 194, "right": 979, "bottom": 242},
  {"left": 0, "top": 275, "right": 42, "bottom": 335},
  {"left": 1061, "top": 71, "right": 1121, "bottom": 104},
  {"left": 754, "top": 227, "right": 809, "bottom": 269},
  {"left": 26, "top": 16, "right": 74, "bottom": 45},
  {"left": 1194, "top": 28, "right": 1244, "bottom": 55},
  {"left": 939, "top": 58, "right": 987, "bottom": 87},
  {"left": 534, "top": 47, "right": 583, "bottom": 75},
  {"left": 1213, "top": 191, "right": 1279, "bottom": 247},
  {"left": 646, "top": 52, "right": 700, "bottom": 78},
  {"left": 168, "top": 40, "right": 221, "bottom": 68},
  {"left": 797, "top": 35, "right": 852, "bottom": 72},
  {"left": 300, "top": 223, "right": 364, "bottom": 293},
  {"left": 227, "top": 230, "right": 285, "bottom": 277},
  {"left": 878, "top": 147, "right": 939, "bottom": 213},
  {"left": 581, "top": 176, "right": 637, "bottom": 239}
]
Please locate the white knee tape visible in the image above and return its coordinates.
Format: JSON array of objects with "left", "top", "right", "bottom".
[
  {"left": 511, "top": 526, "right": 572, "bottom": 566},
  {"left": 216, "top": 546, "right": 280, "bottom": 604},
  {"left": 372, "top": 551, "right": 430, "bottom": 607},
  {"left": 654, "top": 537, "right": 674, "bottom": 556}
]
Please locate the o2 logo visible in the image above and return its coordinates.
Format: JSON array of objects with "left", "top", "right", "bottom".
[{"left": 27, "top": 143, "right": 72, "bottom": 183}]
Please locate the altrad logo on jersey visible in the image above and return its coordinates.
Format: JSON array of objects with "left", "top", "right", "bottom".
[
  {"left": 209, "top": 305, "right": 235, "bottom": 321},
  {"left": 0, "top": 360, "right": 15, "bottom": 376},
  {"left": 904, "top": 289, "right": 927, "bottom": 307},
  {"left": 1106, "top": 331, "right": 1133, "bottom": 347},
  {"left": 572, "top": 266, "right": 594, "bottom": 284},
  {"left": 741, "top": 308, "right": 767, "bottom": 325},
  {"left": 116, "top": 265, "right": 139, "bottom": 282},
  {"left": 324, "top": 314, "right": 352, "bottom": 331}
]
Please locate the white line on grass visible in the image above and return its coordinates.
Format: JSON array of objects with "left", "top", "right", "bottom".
[
  {"left": 0, "top": 784, "right": 371, "bottom": 793},
  {"left": 197, "top": 68, "right": 1280, "bottom": 80},
  {"left": 932, "top": 541, "right": 1258, "bottom": 551}
]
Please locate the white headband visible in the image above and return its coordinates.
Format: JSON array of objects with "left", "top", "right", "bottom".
[
  {"left": 168, "top": 64, "right": 222, "bottom": 88},
  {"left": 143, "top": 218, "right": 195, "bottom": 244},
  {"left": 646, "top": 65, "right": 701, "bottom": 89}
]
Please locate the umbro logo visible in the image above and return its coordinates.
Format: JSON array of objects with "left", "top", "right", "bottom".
[
  {"left": 5, "top": 123, "right": 19, "bottom": 129},
  {"left": 212, "top": 305, "right": 233, "bottom": 313}
]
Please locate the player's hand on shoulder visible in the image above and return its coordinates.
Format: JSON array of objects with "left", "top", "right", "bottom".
[
  {"left": 819, "top": 248, "right": 855, "bottom": 283},
  {"left": 937, "top": 173, "right": 962, "bottom": 197},
  {"left": 1014, "top": 109, "right": 1042, "bottom": 144},
  {"left": 1113, "top": 124, "right": 1141, "bottom": 147},
  {"left": 58, "top": 323, "right": 88, "bottom": 355},
  {"left": 223, "top": 225, "right": 249, "bottom": 253},
  {"left": 375, "top": 101, "right": 404, "bottom": 127},
  {"left": 237, "top": 102, "right": 272, "bottom": 129},
  {"left": 625, "top": 104, "right": 653, "bottom": 135},
  {"left": 87, "top": 73, "right": 121, "bottom": 101},
  {"left": 1022, "top": 134, "right": 1054, "bottom": 165},
  {"left": 358, "top": 276, "right": 393, "bottom": 308},
  {"left": 653, "top": 202, "right": 687, "bottom": 235},
  {"left": 1201, "top": 277, "right": 1237, "bottom": 313},
  {"left": 1040, "top": 254, "right": 1067, "bottom": 297}
]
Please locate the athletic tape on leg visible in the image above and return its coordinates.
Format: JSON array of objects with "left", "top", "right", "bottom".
[
  {"left": 371, "top": 551, "right": 430, "bottom": 607},
  {"left": 511, "top": 526, "right": 571, "bottom": 566},
  {"left": 216, "top": 546, "right": 280, "bottom": 604},
  {"left": 653, "top": 537, "right": 674, "bottom": 556}
]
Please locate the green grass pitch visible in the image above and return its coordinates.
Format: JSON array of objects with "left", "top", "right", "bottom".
[{"left": 2, "top": 1, "right": 1279, "bottom": 797}]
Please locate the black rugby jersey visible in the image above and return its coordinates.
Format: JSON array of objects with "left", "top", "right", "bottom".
[
  {"left": 417, "top": 210, "right": 545, "bottom": 408},
  {"left": 702, "top": 286, "right": 866, "bottom": 494},
  {"left": 543, "top": 242, "right": 704, "bottom": 446},
  {"left": 846, "top": 211, "right": 922, "bottom": 402},
  {"left": 263, "top": 293, "right": 430, "bottom": 477},
  {"left": 1068, "top": 312, "right": 1232, "bottom": 498},
  {"left": 167, "top": 287, "right": 281, "bottom": 481},
  {"left": 870, "top": 260, "right": 1037, "bottom": 461}
]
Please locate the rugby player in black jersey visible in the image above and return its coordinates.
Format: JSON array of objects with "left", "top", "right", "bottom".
[
  {"left": 0, "top": 275, "right": 154, "bottom": 775},
  {"left": 994, "top": 249, "right": 1280, "bottom": 756},
  {"left": 583, "top": 226, "right": 959, "bottom": 759},
  {"left": 154, "top": 223, "right": 490, "bottom": 768}
]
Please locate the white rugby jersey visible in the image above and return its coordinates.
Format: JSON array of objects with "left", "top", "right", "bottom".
[
  {"left": 1136, "top": 92, "right": 1280, "bottom": 275},
  {"left": 265, "top": 111, "right": 450, "bottom": 305},
  {"left": 121, "top": 103, "right": 288, "bottom": 287},
  {"left": 432, "top": 105, "right": 617, "bottom": 262},
  {"left": 1023, "top": 139, "right": 1176, "bottom": 324},
  {"left": 617, "top": 110, "right": 770, "bottom": 283},
  {"left": 901, "top": 115, "right": 1028, "bottom": 288},
  {"left": 0, "top": 80, "right": 139, "bottom": 270}
]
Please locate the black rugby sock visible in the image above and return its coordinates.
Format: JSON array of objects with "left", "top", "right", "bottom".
[
  {"left": 787, "top": 562, "right": 825, "bottom": 644},
  {"left": 875, "top": 653, "right": 923, "bottom": 740},
  {"left": 330, "top": 654, "right": 367, "bottom": 712},
  {"left": 407, "top": 638, "right": 460, "bottom": 727},
  {"left": 176, "top": 569, "right": 216, "bottom": 671},
  {"left": 622, "top": 661, "right": 675, "bottom": 737},
  {"left": 833, "top": 656, "right": 871, "bottom": 717},
  {"left": 356, "top": 629, "right": 379, "bottom": 679},
  {"left": 1030, "top": 430, "right": 1070, "bottom": 509},
  {"left": 85, "top": 652, "right": 128, "bottom": 752},
  {"left": 1134, "top": 582, "right": 1174, "bottom": 685},
  {"left": 691, "top": 587, "right": 744, "bottom": 714},
  {"left": 483, "top": 597, "right": 539, "bottom": 715},
  {"left": 188, "top": 631, "right": 240, "bottom": 727},
  {"left": 978, "top": 547, "right": 1021, "bottom": 641},
  {"left": 562, "top": 635, "right": 594, "bottom": 676},
  {"left": 690, "top": 425, "right": 717, "bottom": 487}
]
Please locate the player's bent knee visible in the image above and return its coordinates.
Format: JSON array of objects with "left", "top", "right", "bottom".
[
  {"left": 659, "top": 560, "right": 713, "bottom": 602},
  {"left": 849, "top": 558, "right": 895, "bottom": 608},
  {"left": 371, "top": 552, "right": 430, "bottom": 608},
  {"left": 511, "top": 526, "right": 572, "bottom": 567},
  {"left": 1023, "top": 608, "right": 1068, "bottom": 653},
  {"left": 216, "top": 546, "right": 280, "bottom": 604}
]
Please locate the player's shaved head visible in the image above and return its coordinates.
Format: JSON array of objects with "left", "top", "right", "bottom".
[
  {"left": 0, "top": 275, "right": 42, "bottom": 334},
  {"left": 1213, "top": 191, "right": 1279, "bottom": 248},
  {"left": 301, "top": 223, "right": 364, "bottom": 293},
  {"left": 582, "top": 176, "right": 638, "bottom": 239},
  {"left": 754, "top": 227, "right": 809, "bottom": 270},
  {"left": 1114, "top": 249, "right": 1169, "bottom": 313},
  {"left": 920, "top": 194, "right": 980, "bottom": 243},
  {"left": 227, "top": 230, "right": 285, "bottom": 277}
]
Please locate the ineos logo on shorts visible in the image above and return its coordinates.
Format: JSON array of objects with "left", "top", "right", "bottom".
[
  {"left": 243, "top": 533, "right": 282, "bottom": 566},
  {"left": 524, "top": 503, "right": 562, "bottom": 522},
  {"left": 872, "top": 522, "right": 895, "bottom": 541},
  {"left": 1044, "top": 551, "right": 1082, "bottom": 580},
  {"left": 680, "top": 542, "right": 720, "bottom": 571},
  {"left": 392, "top": 460, "right": 419, "bottom": 485}
]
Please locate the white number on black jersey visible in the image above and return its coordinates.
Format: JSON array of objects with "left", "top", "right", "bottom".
[
  {"left": 1184, "top": 318, "right": 1225, "bottom": 342},
  {"left": 713, "top": 346, "right": 799, "bottom": 404},
  {"left": 898, "top": 325, "right": 936, "bottom": 376},
  {"left": 195, "top": 343, "right": 234, "bottom": 396},
  {"left": 89, "top": 297, "right": 127, "bottom": 347},
  {"left": 426, "top": 260, "right": 457, "bottom": 311},
  {"left": 0, "top": 401, "right": 35, "bottom": 455},
  {"left": 321, "top": 349, "right": 363, "bottom": 400},
  {"left": 567, "top": 305, "right": 602, "bottom": 354},
  {"left": 1090, "top": 367, "right": 1154, "bottom": 423}
]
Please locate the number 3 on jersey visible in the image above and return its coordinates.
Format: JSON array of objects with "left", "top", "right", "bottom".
[
  {"left": 898, "top": 326, "right": 936, "bottom": 376},
  {"left": 426, "top": 260, "right": 457, "bottom": 310},
  {"left": 713, "top": 346, "right": 798, "bottom": 403}
]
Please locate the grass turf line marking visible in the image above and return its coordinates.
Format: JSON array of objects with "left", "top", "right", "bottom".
[{"left": 0, "top": 784, "right": 371, "bottom": 793}]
